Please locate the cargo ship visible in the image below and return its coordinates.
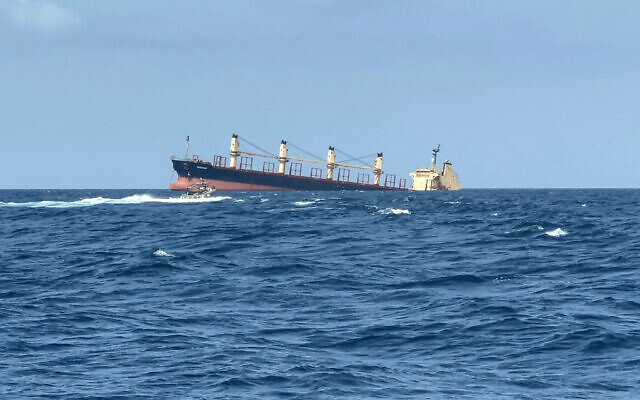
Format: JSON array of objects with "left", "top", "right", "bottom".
[{"left": 170, "top": 135, "right": 461, "bottom": 191}]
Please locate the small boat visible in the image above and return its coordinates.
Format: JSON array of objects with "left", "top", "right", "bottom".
[{"left": 180, "top": 179, "right": 215, "bottom": 199}]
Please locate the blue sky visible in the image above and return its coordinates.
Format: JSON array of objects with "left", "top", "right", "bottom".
[{"left": 1, "top": 0, "right": 638, "bottom": 188}]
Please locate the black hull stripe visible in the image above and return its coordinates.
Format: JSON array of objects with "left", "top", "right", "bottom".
[{"left": 172, "top": 159, "right": 403, "bottom": 191}]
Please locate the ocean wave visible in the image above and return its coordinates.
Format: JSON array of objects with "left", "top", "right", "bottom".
[
  {"left": 153, "top": 249, "right": 174, "bottom": 257},
  {"left": 294, "top": 199, "right": 323, "bottom": 206},
  {"left": 0, "top": 194, "right": 232, "bottom": 208},
  {"left": 3, "top": 188, "right": 639, "bottom": 399},
  {"left": 391, "top": 274, "right": 485, "bottom": 289},
  {"left": 377, "top": 208, "right": 411, "bottom": 215},
  {"left": 546, "top": 228, "right": 569, "bottom": 237}
]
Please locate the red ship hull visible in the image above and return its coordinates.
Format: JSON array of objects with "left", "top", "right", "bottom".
[{"left": 170, "top": 176, "right": 293, "bottom": 191}]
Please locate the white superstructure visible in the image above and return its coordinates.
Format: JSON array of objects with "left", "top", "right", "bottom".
[{"left": 409, "top": 145, "right": 461, "bottom": 191}]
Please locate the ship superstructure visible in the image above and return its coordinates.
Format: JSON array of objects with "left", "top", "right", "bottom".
[
  {"left": 409, "top": 145, "right": 462, "bottom": 191},
  {"left": 170, "top": 135, "right": 460, "bottom": 191}
]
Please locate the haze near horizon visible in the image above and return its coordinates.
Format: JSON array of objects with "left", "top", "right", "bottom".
[{"left": 1, "top": 0, "right": 638, "bottom": 189}]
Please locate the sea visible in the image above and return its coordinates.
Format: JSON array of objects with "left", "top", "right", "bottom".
[{"left": 1, "top": 189, "right": 639, "bottom": 399}]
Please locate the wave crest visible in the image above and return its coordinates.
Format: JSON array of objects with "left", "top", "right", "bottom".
[
  {"left": 545, "top": 228, "right": 568, "bottom": 237},
  {"left": 377, "top": 208, "right": 411, "bottom": 215},
  {"left": 153, "top": 249, "right": 174, "bottom": 257},
  {"left": 294, "top": 199, "right": 323, "bottom": 206},
  {"left": 0, "top": 194, "right": 232, "bottom": 208}
]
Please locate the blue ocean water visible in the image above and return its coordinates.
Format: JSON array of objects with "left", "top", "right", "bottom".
[{"left": 1, "top": 189, "right": 639, "bottom": 399}]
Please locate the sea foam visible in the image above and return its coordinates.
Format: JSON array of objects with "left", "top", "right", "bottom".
[
  {"left": 0, "top": 194, "right": 232, "bottom": 208},
  {"left": 153, "top": 249, "right": 174, "bottom": 257},
  {"left": 378, "top": 208, "right": 411, "bottom": 215},
  {"left": 294, "top": 199, "right": 323, "bottom": 206},
  {"left": 545, "top": 228, "right": 568, "bottom": 237}
]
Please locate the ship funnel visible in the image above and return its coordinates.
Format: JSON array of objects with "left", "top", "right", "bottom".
[
  {"left": 278, "top": 140, "right": 288, "bottom": 173},
  {"left": 443, "top": 161, "right": 453, "bottom": 176},
  {"left": 230, "top": 134, "right": 240, "bottom": 168},
  {"left": 326, "top": 146, "right": 336, "bottom": 180},
  {"left": 373, "top": 152, "right": 383, "bottom": 185}
]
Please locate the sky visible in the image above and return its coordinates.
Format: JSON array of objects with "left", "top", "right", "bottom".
[{"left": 1, "top": 0, "right": 639, "bottom": 188}]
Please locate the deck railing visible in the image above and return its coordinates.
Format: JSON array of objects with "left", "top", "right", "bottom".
[
  {"left": 239, "top": 156, "right": 253, "bottom": 170},
  {"left": 310, "top": 168, "right": 323, "bottom": 178}
]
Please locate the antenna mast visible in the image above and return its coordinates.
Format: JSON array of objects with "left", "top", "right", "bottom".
[
  {"left": 185, "top": 136, "right": 190, "bottom": 159},
  {"left": 431, "top": 144, "right": 440, "bottom": 169}
]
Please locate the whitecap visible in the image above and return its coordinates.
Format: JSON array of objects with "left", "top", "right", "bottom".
[
  {"left": 377, "top": 208, "right": 411, "bottom": 215},
  {"left": 260, "top": 198, "right": 269, "bottom": 203},
  {"left": 0, "top": 194, "right": 232, "bottom": 208},
  {"left": 491, "top": 213, "right": 499, "bottom": 217},
  {"left": 581, "top": 203, "right": 587, "bottom": 207},
  {"left": 545, "top": 228, "right": 568, "bottom": 237},
  {"left": 294, "top": 199, "right": 323, "bottom": 206},
  {"left": 116, "top": 194, "right": 232, "bottom": 204},
  {"left": 153, "top": 249, "right": 174, "bottom": 257}
]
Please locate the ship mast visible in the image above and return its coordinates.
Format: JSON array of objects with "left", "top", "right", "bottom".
[
  {"left": 185, "top": 136, "right": 190, "bottom": 159},
  {"left": 431, "top": 144, "right": 440, "bottom": 170}
]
